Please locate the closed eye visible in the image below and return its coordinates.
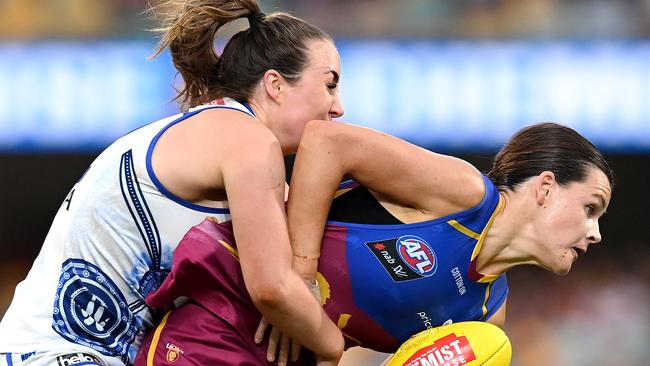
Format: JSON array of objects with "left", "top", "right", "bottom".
[{"left": 326, "top": 70, "right": 339, "bottom": 92}]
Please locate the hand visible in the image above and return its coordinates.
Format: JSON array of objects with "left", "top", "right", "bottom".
[
  {"left": 255, "top": 316, "right": 301, "bottom": 365},
  {"left": 253, "top": 279, "right": 322, "bottom": 364},
  {"left": 315, "top": 348, "right": 342, "bottom": 366}
]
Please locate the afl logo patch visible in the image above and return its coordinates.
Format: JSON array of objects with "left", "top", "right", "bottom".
[
  {"left": 366, "top": 235, "right": 438, "bottom": 282},
  {"left": 396, "top": 235, "right": 437, "bottom": 276},
  {"left": 52, "top": 259, "right": 136, "bottom": 358}
]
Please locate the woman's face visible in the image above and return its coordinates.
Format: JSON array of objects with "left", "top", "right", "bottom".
[
  {"left": 272, "top": 39, "right": 344, "bottom": 153},
  {"left": 534, "top": 168, "right": 612, "bottom": 275}
]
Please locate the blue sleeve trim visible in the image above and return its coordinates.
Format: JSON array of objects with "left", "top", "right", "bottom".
[{"left": 145, "top": 106, "right": 253, "bottom": 214}]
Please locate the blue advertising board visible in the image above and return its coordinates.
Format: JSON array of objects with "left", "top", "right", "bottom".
[{"left": 0, "top": 40, "right": 648, "bottom": 152}]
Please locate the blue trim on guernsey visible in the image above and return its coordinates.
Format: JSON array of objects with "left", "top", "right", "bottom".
[
  {"left": 239, "top": 100, "right": 256, "bottom": 116},
  {"left": 133, "top": 152, "right": 164, "bottom": 267},
  {"left": 5, "top": 354, "right": 12, "bottom": 366},
  {"left": 146, "top": 105, "right": 254, "bottom": 214},
  {"left": 338, "top": 179, "right": 359, "bottom": 190},
  {"left": 121, "top": 151, "right": 162, "bottom": 268},
  {"left": 328, "top": 175, "right": 493, "bottom": 230}
]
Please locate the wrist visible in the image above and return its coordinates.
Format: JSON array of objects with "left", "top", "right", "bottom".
[
  {"left": 293, "top": 254, "right": 319, "bottom": 280},
  {"left": 293, "top": 253, "right": 320, "bottom": 262}
]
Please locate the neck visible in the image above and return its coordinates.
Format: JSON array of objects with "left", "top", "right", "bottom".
[
  {"left": 247, "top": 97, "right": 292, "bottom": 155},
  {"left": 245, "top": 99, "right": 267, "bottom": 126},
  {"left": 474, "top": 191, "right": 540, "bottom": 276}
]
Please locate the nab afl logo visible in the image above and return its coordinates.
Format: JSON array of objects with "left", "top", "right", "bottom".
[
  {"left": 396, "top": 235, "right": 437, "bottom": 276},
  {"left": 52, "top": 259, "right": 136, "bottom": 358}
]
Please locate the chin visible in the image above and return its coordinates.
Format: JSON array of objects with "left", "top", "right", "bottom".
[
  {"left": 553, "top": 262, "right": 573, "bottom": 276},
  {"left": 555, "top": 267, "right": 571, "bottom": 276},
  {"left": 543, "top": 258, "right": 573, "bottom": 276}
]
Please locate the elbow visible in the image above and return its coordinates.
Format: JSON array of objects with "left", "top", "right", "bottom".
[
  {"left": 305, "top": 119, "right": 331, "bottom": 131},
  {"left": 247, "top": 277, "right": 291, "bottom": 311},
  {"left": 297, "top": 120, "right": 345, "bottom": 168},
  {"left": 300, "top": 120, "right": 334, "bottom": 149}
]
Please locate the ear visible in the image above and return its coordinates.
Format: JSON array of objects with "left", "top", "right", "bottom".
[
  {"left": 262, "top": 69, "right": 284, "bottom": 102},
  {"left": 535, "top": 171, "right": 556, "bottom": 205}
]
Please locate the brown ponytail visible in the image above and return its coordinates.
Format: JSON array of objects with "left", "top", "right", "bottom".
[{"left": 149, "top": 0, "right": 332, "bottom": 109}]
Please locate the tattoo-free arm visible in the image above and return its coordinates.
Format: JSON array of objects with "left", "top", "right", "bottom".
[
  {"left": 288, "top": 120, "right": 486, "bottom": 280},
  {"left": 222, "top": 124, "right": 343, "bottom": 363}
]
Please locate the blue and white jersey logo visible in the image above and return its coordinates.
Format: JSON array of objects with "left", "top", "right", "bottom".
[
  {"left": 396, "top": 235, "right": 437, "bottom": 277},
  {"left": 52, "top": 259, "right": 136, "bottom": 359}
]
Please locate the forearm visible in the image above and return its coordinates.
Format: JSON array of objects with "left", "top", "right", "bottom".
[
  {"left": 252, "top": 270, "right": 344, "bottom": 361},
  {"left": 221, "top": 125, "right": 343, "bottom": 361},
  {"left": 288, "top": 121, "right": 345, "bottom": 277},
  {"left": 239, "top": 215, "right": 343, "bottom": 360}
]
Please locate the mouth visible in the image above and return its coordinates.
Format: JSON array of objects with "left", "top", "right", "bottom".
[{"left": 572, "top": 246, "right": 587, "bottom": 256}]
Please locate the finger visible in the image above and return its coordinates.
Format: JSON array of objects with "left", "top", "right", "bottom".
[
  {"left": 277, "top": 333, "right": 290, "bottom": 366},
  {"left": 290, "top": 338, "right": 301, "bottom": 362},
  {"left": 267, "top": 325, "right": 281, "bottom": 362},
  {"left": 254, "top": 317, "right": 269, "bottom": 344}
]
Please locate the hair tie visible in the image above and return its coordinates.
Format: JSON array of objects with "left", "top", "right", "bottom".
[{"left": 248, "top": 12, "right": 266, "bottom": 27}]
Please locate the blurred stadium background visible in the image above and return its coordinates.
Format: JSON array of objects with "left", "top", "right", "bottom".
[{"left": 0, "top": 1, "right": 649, "bottom": 365}]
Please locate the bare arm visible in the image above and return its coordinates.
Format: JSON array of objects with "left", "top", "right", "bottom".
[
  {"left": 288, "top": 120, "right": 486, "bottom": 279},
  {"left": 153, "top": 109, "right": 343, "bottom": 362},
  {"left": 216, "top": 118, "right": 343, "bottom": 362},
  {"left": 486, "top": 301, "right": 507, "bottom": 329}
]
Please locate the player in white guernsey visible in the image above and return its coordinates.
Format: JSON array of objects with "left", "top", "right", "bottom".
[
  {"left": 0, "top": 101, "right": 243, "bottom": 365},
  {"left": 0, "top": 1, "right": 346, "bottom": 365}
]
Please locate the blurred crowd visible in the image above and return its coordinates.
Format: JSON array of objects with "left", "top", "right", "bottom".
[
  {"left": 505, "top": 245, "right": 650, "bottom": 366},
  {"left": 1, "top": 0, "right": 650, "bottom": 39}
]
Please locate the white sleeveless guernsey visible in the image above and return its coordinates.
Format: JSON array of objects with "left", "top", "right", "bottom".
[{"left": 0, "top": 98, "right": 254, "bottom": 365}]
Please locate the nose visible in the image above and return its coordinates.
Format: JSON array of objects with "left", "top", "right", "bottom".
[
  {"left": 329, "top": 96, "right": 344, "bottom": 119},
  {"left": 587, "top": 219, "right": 602, "bottom": 245}
]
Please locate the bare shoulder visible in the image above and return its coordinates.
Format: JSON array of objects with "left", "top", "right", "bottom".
[
  {"left": 300, "top": 120, "right": 486, "bottom": 214},
  {"left": 152, "top": 107, "right": 281, "bottom": 194},
  {"left": 435, "top": 154, "right": 486, "bottom": 209},
  {"left": 175, "top": 108, "right": 281, "bottom": 165},
  {"left": 191, "top": 108, "right": 277, "bottom": 145}
]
